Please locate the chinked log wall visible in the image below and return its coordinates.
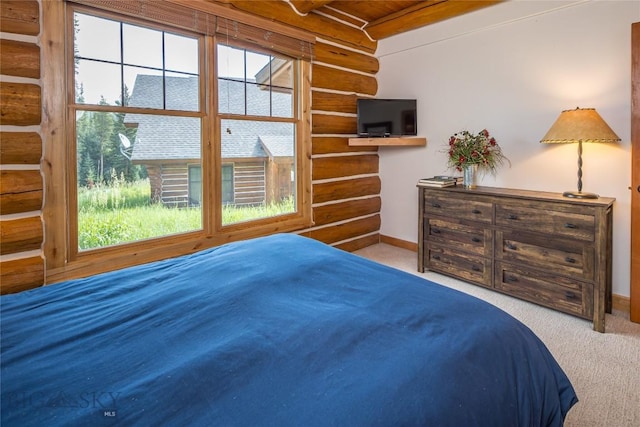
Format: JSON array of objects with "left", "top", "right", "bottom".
[
  {"left": 206, "top": 2, "right": 383, "bottom": 252},
  {"left": 0, "top": 0, "right": 382, "bottom": 292},
  {"left": 0, "top": 1, "right": 44, "bottom": 293}
]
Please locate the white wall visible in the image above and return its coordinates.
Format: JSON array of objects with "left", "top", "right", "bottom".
[{"left": 375, "top": 0, "right": 638, "bottom": 297}]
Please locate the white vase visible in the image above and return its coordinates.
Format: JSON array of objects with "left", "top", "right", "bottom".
[{"left": 462, "top": 164, "right": 478, "bottom": 189}]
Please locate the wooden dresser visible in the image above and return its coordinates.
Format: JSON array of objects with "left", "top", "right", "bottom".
[{"left": 417, "top": 185, "right": 615, "bottom": 332}]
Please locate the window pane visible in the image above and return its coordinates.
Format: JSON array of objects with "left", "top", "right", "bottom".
[
  {"left": 188, "top": 166, "right": 202, "bottom": 206},
  {"left": 74, "top": 13, "right": 199, "bottom": 112},
  {"left": 75, "top": 59, "right": 122, "bottom": 105},
  {"left": 217, "top": 44, "right": 293, "bottom": 118},
  {"left": 76, "top": 110, "right": 202, "bottom": 250},
  {"left": 222, "top": 164, "right": 234, "bottom": 204},
  {"left": 217, "top": 44, "right": 245, "bottom": 80},
  {"left": 125, "top": 67, "right": 163, "bottom": 109},
  {"left": 74, "top": 13, "right": 120, "bottom": 63},
  {"left": 125, "top": 71, "right": 198, "bottom": 112},
  {"left": 221, "top": 119, "right": 295, "bottom": 225},
  {"left": 272, "top": 58, "right": 293, "bottom": 90},
  {"left": 271, "top": 87, "right": 293, "bottom": 118},
  {"left": 165, "top": 72, "right": 199, "bottom": 111},
  {"left": 246, "top": 82, "right": 270, "bottom": 116},
  {"left": 246, "top": 82, "right": 293, "bottom": 118},
  {"left": 166, "top": 33, "right": 199, "bottom": 74},
  {"left": 245, "top": 50, "right": 270, "bottom": 77},
  {"left": 218, "top": 78, "right": 245, "bottom": 115},
  {"left": 271, "top": 58, "right": 294, "bottom": 118},
  {"left": 123, "top": 23, "right": 163, "bottom": 69}
]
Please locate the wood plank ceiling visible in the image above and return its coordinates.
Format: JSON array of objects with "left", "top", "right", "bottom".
[{"left": 288, "top": 0, "right": 504, "bottom": 40}]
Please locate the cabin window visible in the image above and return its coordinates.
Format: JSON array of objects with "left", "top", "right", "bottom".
[
  {"left": 217, "top": 45, "right": 297, "bottom": 225},
  {"left": 47, "top": 2, "right": 313, "bottom": 280},
  {"left": 222, "top": 164, "right": 234, "bottom": 204},
  {"left": 71, "top": 11, "right": 203, "bottom": 252},
  {"left": 188, "top": 165, "right": 202, "bottom": 207}
]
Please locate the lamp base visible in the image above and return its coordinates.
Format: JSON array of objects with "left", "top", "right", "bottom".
[{"left": 563, "top": 190, "right": 599, "bottom": 199}]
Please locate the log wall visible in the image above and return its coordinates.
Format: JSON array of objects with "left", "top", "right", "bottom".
[
  {"left": 0, "top": 0, "right": 382, "bottom": 292},
  {"left": 0, "top": 1, "right": 44, "bottom": 293}
]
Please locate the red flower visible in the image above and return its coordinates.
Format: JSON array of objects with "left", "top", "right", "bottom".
[{"left": 444, "top": 128, "right": 508, "bottom": 174}]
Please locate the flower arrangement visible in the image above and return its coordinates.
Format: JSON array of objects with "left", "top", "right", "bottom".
[{"left": 446, "top": 129, "right": 509, "bottom": 174}]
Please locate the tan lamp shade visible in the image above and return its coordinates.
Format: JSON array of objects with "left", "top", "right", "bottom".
[
  {"left": 540, "top": 107, "right": 621, "bottom": 144},
  {"left": 540, "top": 107, "right": 620, "bottom": 199}
]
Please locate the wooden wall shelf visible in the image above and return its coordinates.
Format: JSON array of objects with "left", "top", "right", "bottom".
[{"left": 348, "top": 137, "right": 426, "bottom": 146}]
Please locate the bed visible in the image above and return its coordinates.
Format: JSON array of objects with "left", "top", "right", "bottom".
[{"left": 1, "top": 233, "right": 576, "bottom": 426}]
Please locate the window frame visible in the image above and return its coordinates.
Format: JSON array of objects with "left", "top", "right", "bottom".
[
  {"left": 215, "top": 41, "right": 300, "bottom": 231},
  {"left": 42, "top": 1, "right": 312, "bottom": 283},
  {"left": 67, "top": 5, "right": 208, "bottom": 261}
]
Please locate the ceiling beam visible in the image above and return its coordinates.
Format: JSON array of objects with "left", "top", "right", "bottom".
[
  {"left": 290, "top": 0, "right": 335, "bottom": 14},
  {"left": 365, "top": 0, "right": 505, "bottom": 40}
]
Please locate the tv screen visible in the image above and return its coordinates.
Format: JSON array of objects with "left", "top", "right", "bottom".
[{"left": 356, "top": 99, "right": 417, "bottom": 137}]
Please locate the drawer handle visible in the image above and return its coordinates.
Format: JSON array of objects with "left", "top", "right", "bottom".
[
  {"left": 565, "top": 257, "right": 576, "bottom": 264},
  {"left": 508, "top": 214, "right": 519, "bottom": 220},
  {"left": 471, "top": 237, "right": 481, "bottom": 243},
  {"left": 564, "top": 223, "right": 577, "bottom": 229},
  {"left": 565, "top": 291, "right": 577, "bottom": 300},
  {"left": 506, "top": 243, "right": 517, "bottom": 251},
  {"left": 431, "top": 203, "right": 442, "bottom": 208},
  {"left": 471, "top": 265, "right": 481, "bottom": 272},
  {"left": 432, "top": 255, "right": 441, "bottom": 261},
  {"left": 432, "top": 228, "right": 441, "bottom": 234},
  {"left": 506, "top": 275, "right": 518, "bottom": 282},
  {"left": 472, "top": 209, "right": 481, "bottom": 214}
]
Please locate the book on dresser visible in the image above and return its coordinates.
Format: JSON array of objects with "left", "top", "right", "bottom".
[{"left": 418, "top": 176, "right": 462, "bottom": 187}]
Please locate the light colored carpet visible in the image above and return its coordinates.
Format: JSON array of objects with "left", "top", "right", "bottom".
[{"left": 354, "top": 243, "right": 640, "bottom": 427}]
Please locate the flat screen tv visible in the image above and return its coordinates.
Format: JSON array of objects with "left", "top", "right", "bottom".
[{"left": 356, "top": 99, "right": 417, "bottom": 137}]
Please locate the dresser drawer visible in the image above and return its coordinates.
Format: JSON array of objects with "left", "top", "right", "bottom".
[
  {"left": 495, "top": 262, "right": 593, "bottom": 319},
  {"left": 495, "top": 204, "right": 595, "bottom": 241},
  {"left": 417, "top": 185, "right": 613, "bottom": 332},
  {"left": 426, "top": 244, "right": 491, "bottom": 287},
  {"left": 423, "top": 191, "right": 492, "bottom": 223},
  {"left": 425, "top": 219, "right": 490, "bottom": 256},
  {"left": 496, "top": 230, "right": 594, "bottom": 281}
]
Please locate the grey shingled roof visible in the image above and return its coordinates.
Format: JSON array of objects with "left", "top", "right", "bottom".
[
  {"left": 259, "top": 135, "right": 294, "bottom": 157},
  {"left": 126, "top": 75, "right": 293, "bottom": 161}
]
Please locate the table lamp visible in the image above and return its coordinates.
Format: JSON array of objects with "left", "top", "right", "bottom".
[{"left": 540, "top": 107, "right": 620, "bottom": 199}]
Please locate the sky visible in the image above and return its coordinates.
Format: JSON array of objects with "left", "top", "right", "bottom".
[{"left": 75, "top": 12, "right": 271, "bottom": 107}]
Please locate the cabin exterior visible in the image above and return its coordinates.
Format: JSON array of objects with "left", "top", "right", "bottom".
[{"left": 125, "top": 75, "right": 294, "bottom": 207}]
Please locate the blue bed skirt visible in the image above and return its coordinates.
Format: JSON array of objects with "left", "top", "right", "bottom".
[{"left": 1, "top": 234, "right": 577, "bottom": 426}]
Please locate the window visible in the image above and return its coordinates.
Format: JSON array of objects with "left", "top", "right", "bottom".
[
  {"left": 44, "top": 1, "right": 312, "bottom": 280},
  {"left": 72, "top": 11, "right": 202, "bottom": 252},
  {"left": 188, "top": 165, "right": 202, "bottom": 207},
  {"left": 222, "top": 164, "right": 234, "bottom": 204},
  {"left": 217, "top": 44, "right": 298, "bottom": 225}
]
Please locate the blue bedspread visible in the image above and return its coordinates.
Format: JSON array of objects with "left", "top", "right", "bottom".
[{"left": 1, "top": 234, "right": 576, "bottom": 426}]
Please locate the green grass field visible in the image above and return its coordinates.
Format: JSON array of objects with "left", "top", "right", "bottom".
[{"left": 78, "top": 179, "right": 294, "bottom": 250}]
